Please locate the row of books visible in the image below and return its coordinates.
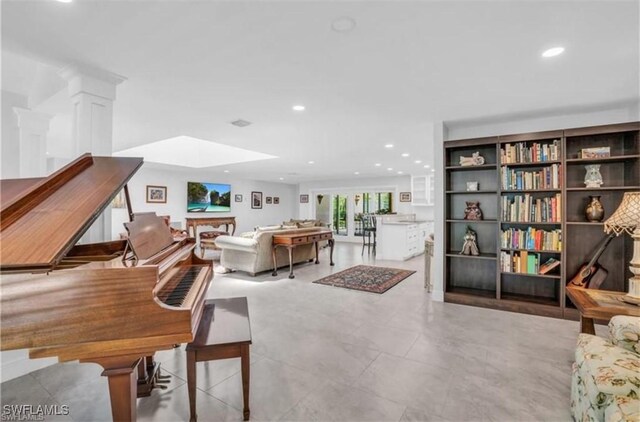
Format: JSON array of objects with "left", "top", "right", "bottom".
[
  {"left": 500, "top": 252, "right": 561, "bottom": 275},
  {"left": 501, "top": 193, "right": 562, "bottom": 222},
  {"left": 500, "top": 140, "right": 561, "bottom": 164},
  {"left": 501, "top": 164, "right": 561, "bottom": 190},
  {"left": 500, "top": 228, "right": 562, "bottom": 251}
]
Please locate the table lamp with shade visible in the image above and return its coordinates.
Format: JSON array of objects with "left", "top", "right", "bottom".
[{"left": 603, "top": 192, "right": 640, "bottom": 300}]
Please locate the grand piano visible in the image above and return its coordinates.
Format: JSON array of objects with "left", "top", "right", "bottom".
[{"left": 0, "top": 153, "right": 213, "bottom": 421}]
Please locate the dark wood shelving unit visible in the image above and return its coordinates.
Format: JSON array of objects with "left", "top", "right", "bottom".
[
  {"left": 446, "top": 252, "right": 497, "bottom": 260},
  {"left": 444, "top": 122, "right": 640, "bottom": 319}
]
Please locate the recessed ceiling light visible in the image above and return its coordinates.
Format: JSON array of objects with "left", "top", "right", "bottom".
[
  {"left": 308, "top": 160, "right": 315, "bottom": 164},
  {"left": 414, "top": 160, "right": 422, "bottom": 164},
  {"left": 354, "top": 171, "right": 360, "bottom": 175},
  {"left": 223, "top": 170, "right": 230, "bottom": 173},
  {"left": 424, "top": 164, "right": 430, "bottom": 168},
  {"left": 397, "top": 171, "right": 403, "bottom": 174},
  {"left": 375, "top": 163, "right": 381, "bottom": 167},
  {"left": 401, "top": 153, "right": 409, "bottom": 157},
  {"left": 542, "top": 47, "right": 564, "bottom": 58},
  {"left": 387, "top": 167, "right": 393, "bottom": 171},
  {"left": 331, "top": 17, "right": 356, "bottom": 33},
  {"left": 279, "top": 177, "right": 284, "bottom": 180},
  {"left": 384, "top": 144, "right": 394, "bottom": 149},
  {"left": 293, "top": 105, "right": 305, "bottom": 111},
  {"left": 56, "top": 0, "right": 73, "bottom": 3},
  {"left": 431, "top": 169, "right": 435, "bottom": 172}
]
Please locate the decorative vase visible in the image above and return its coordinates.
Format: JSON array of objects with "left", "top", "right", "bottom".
[
  {"left": 585, "top": 195, "right": 605, "bottom": 222},
  {"left": 584, "top": 164, "right": 603, "bottom": 188},
  {"left": 463, "top": 201, "right": 483, "bottom": 220}
]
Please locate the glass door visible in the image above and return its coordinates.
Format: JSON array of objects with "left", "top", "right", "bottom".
[{"left": 331, "top": 194, "right": 348, "bottom": 236}]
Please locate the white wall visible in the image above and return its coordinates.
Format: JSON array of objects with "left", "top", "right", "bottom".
[
  {"left": 297, "top": 175, "right": 435, "bottom": 222},
  {"left": 112, "top": 166, "right": 298, "bottom": 239}
]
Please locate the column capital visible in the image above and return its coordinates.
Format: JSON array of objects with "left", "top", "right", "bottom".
[
  {"left": 59, "top": 64, "right": 127, "bottom": 101},
  {"left": 13, "top": 107, "right": 53, "bottom": 133}
]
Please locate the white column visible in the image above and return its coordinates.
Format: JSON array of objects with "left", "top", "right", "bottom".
[
  {"left": 431, "top": 121, "right": 446, "bottom": 302},
  {"left": 59, "top": 65, "right": 126, "bottom": 242},
  {"left": 13, "top": 108, "right": 52, "bottom": 178}
]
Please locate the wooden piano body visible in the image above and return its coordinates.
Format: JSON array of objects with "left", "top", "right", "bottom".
[{"left": 0, "top": 154, "right": 213, "bottom": 421}]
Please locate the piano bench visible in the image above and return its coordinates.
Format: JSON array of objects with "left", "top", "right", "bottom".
[
  {"left": 186, "top": 297, "right": 252, "bottom": 422},
  {"left": 199, "top": 231, "right": 229, "bottom": 257}
]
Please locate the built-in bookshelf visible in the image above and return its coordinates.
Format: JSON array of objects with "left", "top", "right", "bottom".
[{"left": 444, "top": 122, "right": 640, "bottom": 319}]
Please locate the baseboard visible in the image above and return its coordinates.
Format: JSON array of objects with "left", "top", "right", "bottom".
[{"left": 431, "top": 290, "right": 444, "bottom": 302}]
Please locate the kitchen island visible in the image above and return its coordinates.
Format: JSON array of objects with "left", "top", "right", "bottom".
[{"left": 377, "top": 217, "right": 434, "bottom": 261}]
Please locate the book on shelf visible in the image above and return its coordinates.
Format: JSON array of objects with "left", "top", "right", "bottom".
[
  {"left": 501, "top": 193, "right": 562, "bottom": 222},
  {"left": 539, "top": 258, "right": 561, "bottom": 275},
  {"left": 501, "top": 164, "right": 562, "bottom": 190},
  {"left": 501, "top": 139, "right": 561, "bottom": 164},
  {"left": 500, "top": 227, "right": 562, "bottom": 251},
  {"left": 500, "top": 251, "right": 541, "bottom": 274}
]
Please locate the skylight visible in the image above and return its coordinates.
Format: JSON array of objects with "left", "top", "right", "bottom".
[{"left": 114, "top": 136, "right": 277, "bottom": 168}]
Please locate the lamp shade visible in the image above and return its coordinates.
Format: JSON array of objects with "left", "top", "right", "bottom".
[{"left": 604, "top": 192, "right": 640, "bottom": 236}]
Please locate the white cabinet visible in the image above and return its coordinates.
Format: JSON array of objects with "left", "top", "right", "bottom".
[
  {"left": 411, "top": 175, "right": 434, "bottom": 206},
  {"left": 377, "top": 222, "right": 430, "bottom": 261}
]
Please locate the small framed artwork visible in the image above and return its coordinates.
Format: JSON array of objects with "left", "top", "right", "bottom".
[
  {"left": 274, "top": 197, "right": 280, "bottom": 205},
  {"left": 146, "top": 185, "right": 167, "bottom": 203},
  {"left": 300, "top": 194, "right": 309, "bottom": 204},
  {"left": 399, "top": 192, "right": 412, "bottom": 202},
  {"left": 251, "top": 191, "right": 263, "bottom": 209},
  {"left": 266, "top": 196, "right": 273, "bottom": 204},
  {"left": 235, "top": 194, "right": 243, "bottom": 202}
]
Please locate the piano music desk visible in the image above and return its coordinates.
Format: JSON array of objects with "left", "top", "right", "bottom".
[{"left": 186, "top": 297, "right": 252, "bottom": 422}]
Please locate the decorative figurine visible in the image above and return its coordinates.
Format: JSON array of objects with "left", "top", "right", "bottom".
[
  {"left": 459, "top": 152, "right": 485, "bottom": 167},
  {"left": 466, "top": 181, "right": 479, "bottom": 191},
  {"left": 585, "top": 195, "right": 605, "bottom": 222},
  {"left": 584, "top": 164, "right": 604, "bottom": 188},
  {"left": 463, "top": 201, "right": 483, "bottom": 220},
  {"left": 460, "top": 227, "right": 480, "bottom": 256}
]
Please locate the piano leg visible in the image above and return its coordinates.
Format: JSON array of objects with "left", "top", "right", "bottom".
[{"left": 84, "top": 356, "right": 142, "bottom": 422}]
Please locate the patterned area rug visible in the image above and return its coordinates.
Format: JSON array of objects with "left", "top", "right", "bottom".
[{"left": 313, "top": 265, "right": 416, "bottom": 294}]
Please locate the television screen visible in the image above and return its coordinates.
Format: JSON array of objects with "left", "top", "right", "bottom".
[{"left": 187, "top": 182, "right": 231, "bottom": 212}]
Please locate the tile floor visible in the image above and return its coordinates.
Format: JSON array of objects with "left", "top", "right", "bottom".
[{"left": 1, "top": 243, "right": 584, "bottom": 421}]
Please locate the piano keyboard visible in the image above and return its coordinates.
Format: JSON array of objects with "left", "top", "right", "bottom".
[{"left": 157, "top": 265, "right": 208, "bottom": 307}]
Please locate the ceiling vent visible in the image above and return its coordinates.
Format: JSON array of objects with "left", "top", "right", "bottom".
[{"left": 231, "top": 119, "right": 252, "bottom": 128}]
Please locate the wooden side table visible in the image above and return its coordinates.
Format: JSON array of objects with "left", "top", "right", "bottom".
[
  {"left": 272, "top": 229, "right": 335, "bottom": 279},
  {"left": 566, "top": 286, "right": 640, "bottom": 334},
  {"left": 186, "top": 297, "right": 252, "bottom": 421}
]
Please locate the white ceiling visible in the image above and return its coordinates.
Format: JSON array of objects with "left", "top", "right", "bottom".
[{"left": 2, "top": 1, "right": 638, "bottom": 182}]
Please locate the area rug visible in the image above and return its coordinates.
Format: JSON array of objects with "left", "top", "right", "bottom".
[{"left": 313, "top": 265, "right": 415, "bottom": 294}]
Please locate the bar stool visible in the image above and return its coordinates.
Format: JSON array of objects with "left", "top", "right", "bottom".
[
  {"left": 186, "top": 297, "right": 252, "bottom": 421},
  {"left": 361, "top": 214, "right": 377, "bottom": 255}
]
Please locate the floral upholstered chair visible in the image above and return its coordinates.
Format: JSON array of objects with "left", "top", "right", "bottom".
[{"left": 571, "top": 315, "right": 640, "bottom": 421}]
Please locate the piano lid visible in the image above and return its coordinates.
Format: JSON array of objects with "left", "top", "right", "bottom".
[{"left": 0, "top": 153, "right": 144, "bottom": 272}]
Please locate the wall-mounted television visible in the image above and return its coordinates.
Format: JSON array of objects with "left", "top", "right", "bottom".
[{"left": 187, "top": 182, "right": 231, "bottom": 212}]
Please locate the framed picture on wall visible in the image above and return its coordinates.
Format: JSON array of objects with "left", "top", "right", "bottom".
[
  {"left": 235, "top": 194, "right": 243, "bottom": 202},
  {"left": 146, "top": 185, "right": 167, "bottom": 203},
  {"left": 251, "top": 191, "right": 263, "bottom": 209},
  {"left": 274, "top": 197, "right": 280, "bottom": 205},
  {"left": 300, "top": 194, "right": 309, "bottom": 204},
  {"left": 399, "top": 192, "right": 412, "bottom": 202},
  {"left": 266, "top": 197, "right": 273, "bottom": 204}
]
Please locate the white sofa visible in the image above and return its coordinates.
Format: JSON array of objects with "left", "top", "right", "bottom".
[{"left": 215, "top": 226, "right": 323, "bottom": 276}]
